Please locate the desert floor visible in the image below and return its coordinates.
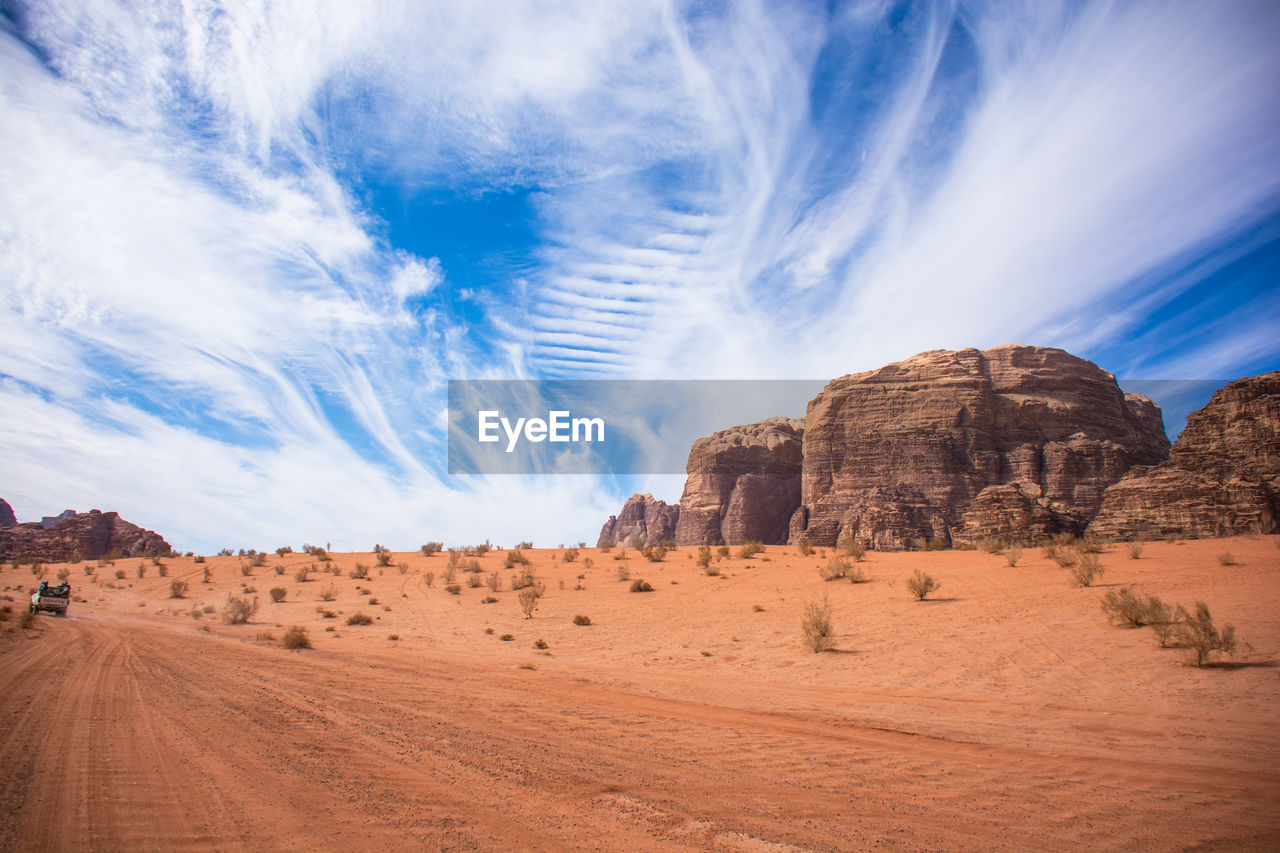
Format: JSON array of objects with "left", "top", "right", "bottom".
[{"left": 1, "top": 536, "right": 1278, "bottom": 851}]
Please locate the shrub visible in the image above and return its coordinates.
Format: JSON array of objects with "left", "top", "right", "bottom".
[
  {"left": 1174, "top": 602, "right": 1238, "bottom": 666},
  {"left": 562, "top": 548, "right": 579, "bottom": 563},
  {"left": 346, "top": 612, "right": 373, "bottom": 626},
  {"left": 158, "top": 564, "right": 170, "bottom": 578},
  {"left": 295, "top": 567, "right": 311, "bottom": 583},
  {"left": 20, "top": 610, "right": 35, "bottom": 629},
  {"left": 1126, "top": 541, "right": 1144, "bottom": 560},
  {"left": 137, "top": 564, "right": 147, "bottom": 579},
  {"left": 499, "top": 633, "right": 514, "bottom": 642},
  {"left": 351, "top": 563, "right": 370, "bottom": 580},
  {"left": 641, "top": 545, "right": 666, "bottom": 563},
  {"left": 839, "top": 539, "right": 866, "bottom": 561},
  {"left": 906, "top": 569, "right": 940, "bottom": 601},
  {"left": 801, "top": 594, "right": 834, "bottom": 653},
  {"left": 1071, "top": 553, "right": 1103, "bottom": 587},
  {"left": 423, "top": 571, "right": 435, "bottom": 588},
  {"left": 442, "top": 564, "right": 457, "bottom": 584},
  {"left": 819, "top": 557, "right": 849, "bottom": 582},
  {"left": 738, "top": 541, "right": 765, "bottom": 559},
  {"left": 202, "top": 566, "right": 212, "bottom": 584},
  {"left": 376, "top": 550, "right": 393, "bottom": 567},
  {"left": 1146, "top": 596, "right": 1178, "bottom": 648},
  {"left": 169, "top": 579, "right": 188, "bottom": 598},
  {"left": 486, "top": 572, "right": 502, "bottom": 592},
  {"left": 282, "top": 626, "right": 311, "bottom": 649},
  {"left": 534, "top": 638, "right": 548, "bottom": 649},
  {"left": 319, "top": 586, "right": 337, "bottom": 602},
  {"left": 696, "top": 545, "right": 712, "bottom": 570},
  {"left": 276, "top": 546, "right": 293, "bottom": 556},
  {"left": 716, "top": 545, "right": 730, "bottom": 559},
  {"left": 1052, "top": 549, "right": 1079, "bottom": 569},
  {"left": 272, "top": 565, "right": 284, "bottom": 576},
  {"left": 240, "top": 564, "right": 252, "bottom": 577},
  {"left": 421, "top": 541, "right": 442, "bottom": 556},
  {"left": 223, "top": 595, "right": 259, "bottom": 625},
  {"left": 1077, "top": 537, "right": 1104, "bottom": 554},
  {"left": 599, "top": 540, "right": 614, "bottom": 552},
  {"left": 797, "top": 537, "right": 814, "bottom": 557},
  {"left": 515, "top": 540, "right": 533, "bottom": 550},
  {"left": 252, "top": 552, "right": 267, "bottom": 567},
  {"left": 462, "top": 559, "right": 482, "bottom": 573},
  {"left": 511, "top": 570, "right": 536, "bottom": 591},
  {"left": 1217, "top": 551, "right": 1238, "bottom": 566},
  {"left": 703, "top": 563, "right": 720, "bottom": 577},
  {"left": 979, "top": 536, "right": 1002, "bottom": 554},
  {"left": 615, "top": 566, "right": 630, "bottom": 582},
  {"left": 572, "top": 614, "right": 592, "bottom": 626},
  {"left": 1051, "top": 532, "right": 1078, "bottom": 547},
  {"left": 194, "top": 555, "right": 206, "bottom": 564},
  {"left": 505, "top": 550, "right": 531, "bottom": 569},
  {"left": 629, "top": 579, "right": 653, "bottom": 593},
  {"left": 318, "top": 609, "right": 336, "bottom": 619},
  {"left": 445, "top": 584, "right": 461, "bottom": 595},
  {"left": 115, "top": 569, "right": 126, "bottom": 580},
  {"left": 1005, "top": 545, "right": 1023, "bottom": 567},
  {"left": 518, "top": 586, "right": 541, "bottom": 618},
  {"left": 467, "top": 573, "right": 483, "bottom": 588},
  {"left": 269, "top": 587, "right": 287, "bottom": 603}
]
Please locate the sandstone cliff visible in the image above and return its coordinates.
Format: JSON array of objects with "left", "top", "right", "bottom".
[
  {"left": 597, "top": 494, "right": 679, "bottom": 548},
  {"left": 794, "top": 346, "right": 1169, "bottom": 548},
  {"left": 673, "top": 417, "right": 804, "bottom": 546},
  {"left": 0, "top": 498, "right": 14, "bottom": 527},
  {"left": 1089, "top": 372, "right": 1280, "bottom": 539},
  {"left": 0, "top": 508, "right": 172, "bottom": 562}
]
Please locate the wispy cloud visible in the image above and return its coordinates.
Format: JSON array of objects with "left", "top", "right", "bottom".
[{"left": 2, "top": 1, "right": 1277, "bottom": 547}]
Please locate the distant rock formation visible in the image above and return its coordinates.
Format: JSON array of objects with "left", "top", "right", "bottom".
[
  {"left": 0, "top": 508, "right": 171, "bottom": 562},
  {"left": 1089, "top": 372, "right": 1280, "bottom": 539},
  {"left": 674, "top": 417, "right": 804, "bottom": 546},
  {"left": 0, "top": 498, "right": 14, "bottom": 527},
  {"left": 795, "top": 346, "right": 1169, "bottom": 548},
  {"left": 597, "top": 494, "right": 679, "bottom": 548},
  {"left": 41, "top": 509, "right": 76, "bottom": 529}
]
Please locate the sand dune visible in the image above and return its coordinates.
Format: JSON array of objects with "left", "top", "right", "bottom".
[{"left": 2, "top": 536, "right": 1278, "bottom": 850}]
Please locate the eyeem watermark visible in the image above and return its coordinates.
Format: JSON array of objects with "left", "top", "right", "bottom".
[{"left": 478, "top": 410, "right": 605, "bottom": 453}]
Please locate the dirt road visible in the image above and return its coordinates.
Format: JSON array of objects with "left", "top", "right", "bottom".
[{"left": 2, "top": 539, "right": 1279, "bottom": 850}]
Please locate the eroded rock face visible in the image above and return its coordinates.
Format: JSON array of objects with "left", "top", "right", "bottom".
[
  {"left": 0, "top": 509, "right": 171, "bottom": 562},
  {"left": 0, "top": 498, "right": 14, "bottom": 527},
  {"left": 674, "top": 417, "right": 804, "bottom": 546},
  {"left": 1089, "top": 372, "right": 1280, "bottom": 539},
  {"left": 597, "top": 494, "right": 679, "bottom": 548},
  {"left": 41, "top": 509, "right": 76, "bottom": 529},
  {"left": 794, "top": 346, "right": 1169, "bottom": 548}
]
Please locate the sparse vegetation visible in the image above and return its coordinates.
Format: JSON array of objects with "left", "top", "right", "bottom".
[
  {"left": 423, "top": 571, "right": 435, "bottom": 588},
  {"left": 202, "top": 566, "right": 213, "bottom": 583},
  {"left": 819, "top": 557, "right": 849, "bottom": 582},
  {"left": 269, "top": 587, "right": 287, "bottom": 603},
  {"left": 319, "top": 586, "right": 337, "bottom": 602},
  {"left": 797, "top": 537, "right": 814, "bottom": 556},
  {"left": 572, "top": 614, "right": 592, "bottom": 626},
  {"left": 518, "top": 586, "right": 541, "bottom": 618},
  {"left": 640, "top": 545, "right": 667, "bottom": 563},
  {"left": 838, "top": 539, "right": 866, "bottom": 561},
  {"left": 376, "top": 549, "right": 394, "bottom": 567},
  {"left": 696, "top": 545, "right": 712, "bottom": 571},
  {"left": 1071, "top": 553, "right": 1103, "bottom": 587},
  {"left": 1217, "top": 551, "right": 1238, "bottom": 566},
  {"left": 505, "top": 550, "right": 531, "bottom": 569},
  {"left": 906, "top": 569, "right": 940, "bottom": 601},
  {"left": 115, "top": 569, "right": 126, "bottom": 580},
  {"left": 282, "top": 626, "right": 311, "bottom": 649},
  {"left": 1126, "top": 541, "right": 1144, "bottom": 560},
  {"left": 616, "top": 566, "right": 630, "bottom": 583},
  {"left": 534, "top": 638, "right": 548, "bottom": 649},
  {"left": 346, "top": 612, "right": 373, "bottom": 626},
  {"left": 738, "top": 541, "right": 765, "bottom": 559},
  {"left": 801, "top": 594, "right": 834, "bottom": 653},
  {"left": 629, "top": 579, "right": 653, "bottom": 593},
  {"left": 1102, "top": 587, "right": 1161, "bottom": 627},
  {"left": 295, "top": 566, "right": 311, "bottom": 583},
  {"left": 486, "top": 572, "right": 502, "bottom": 592},
  {"left": 445, "top": 584, "right": 461, "bottom": 595},
  {"left": 1005, "top": 544, "right": 1023, "bottom": 567},
  {"left": 1175, "top": 602, "right": 1238, "bottom": 666},
  {"left": 562, "top": 547, "right": 579, "bottom": 563},
  {"left": 979, "top": 536, "right": 1002, "bottom": 555},
  {"left": 223, "top": 595, "right": 259, "bottom": 625},
  {"left": 194, "top": 555, "right": 206, "bottom": 564},
  {"left": 467, "top": 573, "right": 483, "bottom": 588},
  {"left": 351, "top": 563, "right": 370, "bottom": 580},
  {"left": 169, "top": 579, "right": 188, "bottom": 598},
  {"left": 716, "top": 545, "right": 730, "bottom": 559},
  {"left": 421, "top": 541, "right": 443, "bottom": 556}
]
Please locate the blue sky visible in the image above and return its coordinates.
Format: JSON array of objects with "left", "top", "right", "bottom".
[{"left": 1, "top": 0, "right": 1278, "bottom": 552}]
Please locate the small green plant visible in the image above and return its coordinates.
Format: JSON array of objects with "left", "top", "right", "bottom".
[
  {"left": 269, "top": 587, "right": 287, "bottom": 603},
  {"left": 169, "top": 579, "right": 188, "bottom": 598},
  {"left": 1174, "top": 602, "right": 1238, "bottom": 666},
  {"left": 801, "top": 593, "right": 834, "bottom": 653},
  {"left": 738, "top": 541, "right": 764, "bottom": 559},
  {"left": 282, "top": 625, "right": 311, "bottom": 649},
  {"left": 906, "top": 569, "right": 940, "bottom": 601},
  {"left": 629, "top": 579, "right": 653, "bottom": 593},
  {"left": 572, "top": 614, "right": 591, "bottom": 626},
  {"left": 346, "top": 612, "right": 373, "bottom": 625}
]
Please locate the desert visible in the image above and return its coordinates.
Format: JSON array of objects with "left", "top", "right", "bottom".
[{"left": 3, "top": 535, "right": 1278, "bottom": 851}]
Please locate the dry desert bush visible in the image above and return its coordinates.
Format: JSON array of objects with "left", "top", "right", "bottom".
[
  {"left": 1217, "top": 551, "right": 1238, "bottom": 566},
  {"left": 801, "top": 594, "right": 834, "bottom": 653},
  {"left": 193, "top": 555, "right": 206, "bottom": 563},
  {"left": 979, "top": 536, "right": 1002, "bottom": 554},
  {"left": 169, "top": 579, "right": 188, "bottom": 599},
  {"left": 223, "top": 595, "right": 259, "bottom": 625},
  {"left": 629, "top": 579, "right": 654, "bottom": 593},
  {"left": 1071, "top": 553, "right": 1104, "bottom": 587},
  {"left": 282, "top": 625, "right": 311, "bottom": 649},
  {"left": 1175, "top": 602, "right": 1239, "bottom": 666},
  {"left": 819, "top": 557, "right": 848, "bottom": 582},
  {"left": 562, "top": 547, "right": 579, "bottom": 562},
  {"left": 351, "top": 563, "right": 370, "bottom": 580},
  {"left": 906, "top": 569, "right": 940, "bottom": 601},
  {"left": 467, "top": 573, "right": 483, "bottom": 588},
  {"left": 346, "top": 612, "right": 373, "bottom": 626},
  {"left": 445, "top": 584, "right": 461, "bottom": 595},
  {"left": 202, "top": 566, "right": 212, "bottom": 583},
  {"left": 738, "top": 541, "right": 765, "bottom": 559},
  {"left": 421, "top": 541, "right": 442, "bottom": 556},
  {"left": 269, "top": 587, "right": 287, "bottom": 603},
  {"left": 696, "top": 545, "right": 712, "bottom": 572},
  {"left": 505, "top": 550, "right": 531, "bottom": 569},
  {"left": 423, "top": 571, "right": 435, "bottom": 588},
  {"left": 796, "top": 537, "right": 814, "bottom": 556},
  {"left": 486, "top": 572, "right": 501, "bottom": 592},
  {"left": 615, "top": 566, "right": 630, "bottom": 582},
  {"left": 1126, "top": 541, "right": 1144, "bottom": 559},
  {"left": 1005, "top": 544, "right": 1023, "bottom": 567},
  {"left": 572, "top": 614, "right": 591, "bottom": 625},
  {"left": 641, "top": 545, "right": 667, "bottom": 563},
  {"left": 838, "top": 539, "right": 866, "bottom": 561},
  {"left": 319, "top": 586, "right": 336, "bottom": 602},
  {"left": 518, "top": 586, "right": 541, "bottom": 618}
]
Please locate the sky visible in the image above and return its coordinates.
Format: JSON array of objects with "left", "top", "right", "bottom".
[{"left": 2, "top": 0, "right": 1278, "bottom": 553}]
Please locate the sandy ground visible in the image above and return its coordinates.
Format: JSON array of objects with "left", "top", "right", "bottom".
[{"left": 1, "top": 535, "right": 1278, "bottom": 851}]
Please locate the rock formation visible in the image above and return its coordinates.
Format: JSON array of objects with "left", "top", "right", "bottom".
[
  {"left": 0, "top": 508, "right": 171, "bottom": 562},
  {"left": 793, "top": 346, "right": 1169, "bottom": 548},
  {"left": 673, "top": 417, "right": 804, "bottom": 546},
  {"left": 40, "top": 509, "right": 76, "bottom": 529},
  {"left": 1089, "top": 372, "right": 1280, "bottom": 539},
  {"left": 597, "top": 494, "right": 679, "bottom": 548},
  {"left": 0, "top": 498, "right": 14, "bottom": 527}
]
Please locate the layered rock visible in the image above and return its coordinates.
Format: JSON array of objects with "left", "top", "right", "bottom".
[
  {"left": 1089, "top": 372, "right": 1280, "bottom": 539},
  {"left": 0, "top": 498, "right": 14, "bottom": 527},
  {"left": 41, "top": 509, "right": 76, "bottom": 529},
  {"left": 794, "top": 346, "right": 1170, "bottom": 548},
  {"left": 597, "top": 494, "right": 679, "bottom": 548},
  {"left": 0, "top": 508, "right": 171, "bottom": 562},
  {"left": 674, "top": 417, "right": 804, "bottom": 546}
]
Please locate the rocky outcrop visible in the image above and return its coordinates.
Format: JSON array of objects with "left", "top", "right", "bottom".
[
  {"left": 674, "top": 417, "right": 804, "bottom": 546},
  {"left": 793, "top": 346, "right": 1170, "bottom": 548},
  {"left": 597, "top": 494, "right": 679, "bottom": 548},
  {"left": 40, "top": 509, "right": 76, "bottom": 529},
  {"left": 0, "top": 498, "right": 14, "bottom": 527},
  {"left": 1089, "top": 372, "right": 1280, "bottom": 539},
  {"left": 0, "top": 509, "right": 171, "bottom": 562}
]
